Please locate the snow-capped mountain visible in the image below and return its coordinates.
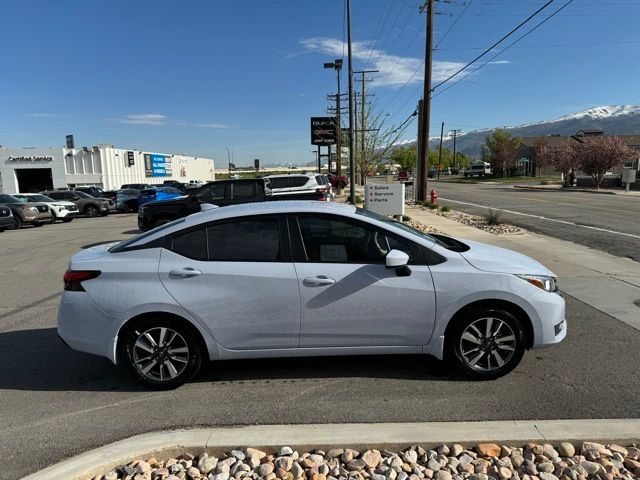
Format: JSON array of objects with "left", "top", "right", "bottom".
[{"left": 423, "top": 104, "right": 640, "bottom": 157}]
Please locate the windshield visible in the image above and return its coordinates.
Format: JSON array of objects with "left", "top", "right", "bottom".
[
  {"left": 109, "top": 218, "right": 185, "bottom": 253},
  {"left": 0, "top": 194, "right": 21, "bottom": 204},
  {"left": 74, "top": 191, "right": 93, "bottom": 198},
  {"left": 12, "top": 195, "right": 29, "bottom": 203}
]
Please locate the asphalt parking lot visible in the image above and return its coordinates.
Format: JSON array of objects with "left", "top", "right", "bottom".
[{"left": 2, "top": 214, "right": 640, "bottom": 479}]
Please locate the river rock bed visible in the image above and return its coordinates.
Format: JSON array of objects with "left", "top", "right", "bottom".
[{"left": 91, "top": 441, "right": 640, "bottom": 480}]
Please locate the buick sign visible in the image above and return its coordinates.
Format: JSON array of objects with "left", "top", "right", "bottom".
[{"left": 311, "top": 117, "right": 337, "bottom": 145}]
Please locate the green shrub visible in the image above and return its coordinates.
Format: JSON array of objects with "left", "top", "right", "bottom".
[
  {"left": 354, "top": 195, "right": 363, "bottom": 204},
  {"left": 402, "top": 215, "right": 411, "bottom": 222},
  {"left": 427, "top": 202, "right": 438, "bottom": 209},
  {"left": 439, "top": 205, "right": 451, "bottom": 212},
  {"left": 482, "top": 209, "right": 504, "bottom": 225}
]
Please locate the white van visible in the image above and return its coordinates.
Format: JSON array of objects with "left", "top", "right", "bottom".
[{"left": 464, "top": 162, "right": 492, "bottom": 178}]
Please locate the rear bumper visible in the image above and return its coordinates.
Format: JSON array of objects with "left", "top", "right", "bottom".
[{"left": 57, "top": 291, "right": 121, "bottom": 364}]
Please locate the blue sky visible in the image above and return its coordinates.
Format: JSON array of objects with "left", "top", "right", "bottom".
[{"left": 2, "top": 0, "right": 640, "bottom": 166}]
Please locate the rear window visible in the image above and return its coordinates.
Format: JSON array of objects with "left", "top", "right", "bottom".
[{"left": 269, "top": 176, "right": 310, "bottom": 188}]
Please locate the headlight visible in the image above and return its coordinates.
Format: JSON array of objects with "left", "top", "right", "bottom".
[
  {"left": 516, "top": 274, "right": 558, "bottom": 292},
  {"left": 28, "top": 206, "right": 39, "bottom": 212},
  {"left": 54, "top": 204, "right": 66, "bottom": 210}
]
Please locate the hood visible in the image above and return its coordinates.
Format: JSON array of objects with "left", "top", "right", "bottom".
[
  {"left": 70, "top": 242, "right": 118, "bottom": 264},
  {"left": 143, "top": 195, "right": 190, "bottom": 207},
  {"left": 459, "top": 239, "right": 552, "bottom": 276}
]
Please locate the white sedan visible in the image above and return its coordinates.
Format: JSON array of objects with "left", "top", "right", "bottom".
[{"left": 57, "top": 201, "right": 566, "bottom": 388}]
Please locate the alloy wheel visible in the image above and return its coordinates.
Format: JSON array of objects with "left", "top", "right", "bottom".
[
  {"left": 132, "top": 327, "right": 190, "bottom": 382},
  {"left": 458, "top": 317, "right": 517, "bottom": 372}
]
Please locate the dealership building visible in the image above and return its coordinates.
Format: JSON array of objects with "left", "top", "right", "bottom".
[{"left": 0, "top": 144, "right": 215, "bottom": 194}]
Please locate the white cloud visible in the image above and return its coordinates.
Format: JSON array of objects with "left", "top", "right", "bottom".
[
  {"left": 299, "top": 37, "right": 508, "bottom": 88},
  {"left": 488, "top": 60, "right": 511, "bottom": 65},
  {"left": 25, "top": 113, "right": 59, "bottom": 117},
  {"left": 116, "top": 114, "right": 232, "bottom": 129},
  {"left": 119, "top": 114, "right": 167, "bottom": 125}
]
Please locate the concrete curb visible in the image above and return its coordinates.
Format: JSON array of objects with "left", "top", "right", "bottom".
[
  {"left": 23, "top": 420, "right": 640, "bottom": 480},
  {"left": 512, "top": 185, "right": 617, "bottom": 195}
]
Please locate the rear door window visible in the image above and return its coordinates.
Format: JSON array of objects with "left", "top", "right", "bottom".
[
  {"left": 231, "top": 182, "right": 256, "bottom": 199},
  {"left": 207, "top": 217, "right": 280, "bottom": 261}
]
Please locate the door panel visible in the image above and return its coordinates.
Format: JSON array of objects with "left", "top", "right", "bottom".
[{"left": 160, "top": 249, "right": 300, "bottom": 350}]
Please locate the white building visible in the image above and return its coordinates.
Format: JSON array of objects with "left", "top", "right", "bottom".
[{"left": 0, "top": 144, "right": 215, "bottom": 194}]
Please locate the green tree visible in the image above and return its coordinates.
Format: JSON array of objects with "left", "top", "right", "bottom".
[
  {"left": 484, "top": 129, "right": 521, "bottom": 178},
  {"left": 391, "top": 145, "right": 417, "bottom": 172}
]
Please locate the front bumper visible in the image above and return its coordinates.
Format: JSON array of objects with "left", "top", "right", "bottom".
[
  {"left": 529, "top": 288, "right": 567, "bottom": 348},
  {"left": 0, "top": 217, "right": 14, "bottom": 230},
  {"left": 54, "top": 207, "right": 79, "bottom": 218}
]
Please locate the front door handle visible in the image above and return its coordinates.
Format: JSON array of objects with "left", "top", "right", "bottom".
[
  {"left": 169, "top": 267, "right": 202, "bottom": 278},
  {"left": 303, "top": 275, "right": 336, "bottom": 286}
]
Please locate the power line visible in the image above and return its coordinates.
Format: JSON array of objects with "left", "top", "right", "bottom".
[
  {"left": 368, "top": 1, "right": 408, "bottom": 69},
  {"left": 374, "top": 6, "right": 419, "bottom": 74},
  {"left": 433, "top": 0, "right": 574, "bottom": 98},
  {"left": 434, "top": 0, "right": 473, "bottom": 49},
  {"left": 431, "top": 0, "right": 556, "bottom": 92},
  {"left": 435, "top": 39, "right": 640, "bottom": 51},
  {"left": 362, "top": 0, "right": 394, "bottom": 71}
]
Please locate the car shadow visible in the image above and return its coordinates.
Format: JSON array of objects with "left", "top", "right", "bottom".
[{"left": 0, "top": 328, "right": 467, "bottom": 392}]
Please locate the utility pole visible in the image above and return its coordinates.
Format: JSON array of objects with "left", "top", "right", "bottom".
[
  {"left": 437, "top": 122, "right": 444, "bottom": 181},
  {"left": 346, "top": 0, "right": 356, "bottom": 203},
  {"left": 324, "top": 59, "right": 344, "bottom": 177},
  {"left": 416, "top": 100, "right": 424, "bottom": 203},
  {"left": 452, "top": 129, "right": 460, "bottom": 172},
  {"left": 353, "top": 92, "right": 359, "bottom": 183},
  {"left": 225, "top": 147, "right": 232, "bottom": 173},
  {"left": 418, "top": 0, "right": 434, "bottom": 201}
]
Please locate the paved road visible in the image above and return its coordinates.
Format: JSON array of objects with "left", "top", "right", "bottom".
[
  {"left": 425, "top": 181, "right": 640, "bottom": 262},
  {"left": 2, "top": 215, "right": 640, "bottom": 479}
]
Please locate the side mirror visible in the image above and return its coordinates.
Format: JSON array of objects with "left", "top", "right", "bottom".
[
  {"left": 385, "top": 249, "right": 409, "bottom": 268},
  {"left": 386, "top": 249, "right": 411, "bottom": 277}
]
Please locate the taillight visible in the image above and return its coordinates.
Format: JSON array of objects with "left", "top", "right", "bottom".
[{"left": 63, "top": 270, "right": 101, "bottom": 292}]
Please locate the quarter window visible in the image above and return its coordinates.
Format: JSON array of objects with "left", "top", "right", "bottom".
[{"left": 171, "top": 228, "right": 207, "bottom": 261}]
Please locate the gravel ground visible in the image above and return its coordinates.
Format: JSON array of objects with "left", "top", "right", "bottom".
[
  {"left": 91, "top": 441, "right": 640, "bottom": 480},
  {"left": 419, "top": 206, "right": 524, "bottom": 235}
]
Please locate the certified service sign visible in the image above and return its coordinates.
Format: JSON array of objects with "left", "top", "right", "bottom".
[{"left": 365, "top": 183, "right": 405, "bottom": 216}]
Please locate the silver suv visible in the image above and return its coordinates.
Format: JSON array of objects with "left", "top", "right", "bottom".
[{"left": 265, "top": 173, "right": 330, "bottom": 201}]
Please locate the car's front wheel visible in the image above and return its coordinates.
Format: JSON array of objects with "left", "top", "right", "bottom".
[
  {"left": 13, "top": 215, "right": 22, "bottom": 229},
  {"left": 120, "top": 317, "right": 202, "bottom": 389},
  {"left": 85, "top": 205, "right": 99, "bottom": 217},
  {"left": 448, "top": 308, "right": 525, "bottom": 379}
]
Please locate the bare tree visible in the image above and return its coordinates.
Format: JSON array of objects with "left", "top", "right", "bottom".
[
  {"left": 532, "top": 138, "right": 548, "bottom": 178},
  {"left": 356, "top": 110, "right": 413, "bottom": 185},
  {"left": 578, "top": 136, "right": 633, "bottom": 189}
]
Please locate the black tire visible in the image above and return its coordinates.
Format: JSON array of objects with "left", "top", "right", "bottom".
[
  {"left": 447, "top": 308, "right": 525, "bottom": 380},
  {"left": 120, "top": 317, "right": 202, "bottom": 389},
  {"left": 62, "top": 217, "right": 74, "bottom": 223},
  {"left": 123, "top": 202, "right": 137, "bottom": 213},
  {"left": 33, "top": 221, "right": 44, "bottom": 227},
  {"left": 85, "top": 205, "right": 99, "bottom": 217},
  {"left": 13, "top": 215, "right": 22, "bottom": 229}
]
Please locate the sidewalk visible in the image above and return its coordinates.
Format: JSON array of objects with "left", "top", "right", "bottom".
[
  {"left": 513, "top": 184, "right": 640, "bottom": 196},
  {"left": 406, "top": 206, "right": 640, "bottom": 331}
]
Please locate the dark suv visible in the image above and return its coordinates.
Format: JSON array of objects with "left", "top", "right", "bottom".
[
  {"left": 138, "top": 178, "right": 271, "bottom": 231},
  {"left": 42, "top": 190, "right": 111, "bottom": 217}
]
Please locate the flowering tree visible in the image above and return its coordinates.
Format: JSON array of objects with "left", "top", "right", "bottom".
[
  {"left": 578, "top": 136, "right": 633, "bottom": 189},
  {"left": 537, "top": 142, "right": 579, "bottom": 187}
]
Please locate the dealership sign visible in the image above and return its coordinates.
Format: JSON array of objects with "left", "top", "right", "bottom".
[
  {"left": 7, "top": 156, "right": 54, "bottom": 163},
  {"left": 365, "top": 184, "right": 405, "bottom": 216},
  {"left": 144, "top": 154, "right": 170, "bottom": 177},
  {"left": 310, "top": 117, "right": 337, "bottom": 145}
]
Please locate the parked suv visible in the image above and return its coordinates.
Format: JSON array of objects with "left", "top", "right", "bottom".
[
  {"left": 115, "top": 188, "right": 142, "bottom": 213},
  {"left": 74, "top": 186, "right": 117, "bottom": 204},
  {"left": 13, "top": 193, "right": 78, "bottom": 223},
  {"left": 0, "top": 205, "right": 14, "bottom": 232},
  {"left": 42, "top": 190, "right": 111, "bottom": 217},
  {"left": 0, "top": 193, "right": 52, "bottom": 228},
  {"left": 138, "top": 178, "right": 271, "bottom": 231},
  {"left": 265, "top": 173, "right": 329, "bottom": 201}
]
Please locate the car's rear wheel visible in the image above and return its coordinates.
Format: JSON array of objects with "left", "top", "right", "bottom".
[
  {"left": 86, "top": 205, "right": 101, "bottom": 217},
  {"left": 448, "top": 308, "right": 525, "bottom": 379},
  {"left": 120, "top": 317, "right": 202, "bottom": 389},
  {"left": 123, "top": 202, "right": 137, "bottom": 213}
]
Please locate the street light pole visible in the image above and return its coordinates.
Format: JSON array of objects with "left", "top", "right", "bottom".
[
  {"left": 347, "top": 0, "right": 356, "bottom": 204},
  {"left": 225, "top": 147, "right": 231, "bottom": 173}
]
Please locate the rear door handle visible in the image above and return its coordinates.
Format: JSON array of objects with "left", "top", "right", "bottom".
[
  {"left": 169, "top": 267, "right": 202, "bottom": 278},
  {"left": 303, "top": 275, "right": 336, "bottom": 286}
]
